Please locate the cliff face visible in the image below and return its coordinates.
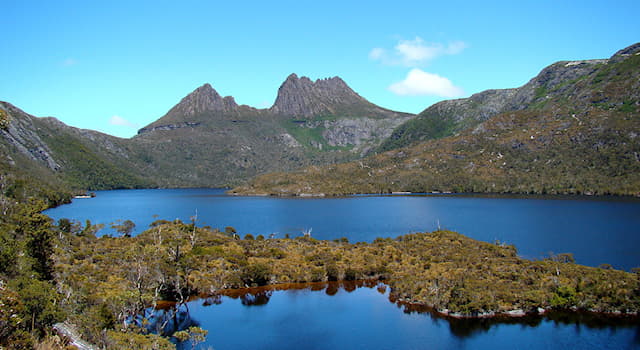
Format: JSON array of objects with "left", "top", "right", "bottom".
[
  {"left": 0, "top": 103, "right": 61, "bottom": 171},
  {"left": 270, "top": 74, "right": 367, "bottom": 117}
]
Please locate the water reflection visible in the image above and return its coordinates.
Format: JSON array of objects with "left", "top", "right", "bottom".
[
  {"left": 145, "top": 303, "right": 201, "bottom": 337},
  {"left": 151, "top": 281, "right": 639, "bottom": 349}
]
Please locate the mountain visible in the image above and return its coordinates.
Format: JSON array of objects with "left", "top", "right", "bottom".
[
  {"left": 270, "top": 73, "right": 402, "bottom": 119},
  {"left": 0, "top": 74, "right": 414, "bottom": 190},
  {"left": 231, "top": 43, "right": 640, "bottom": 196},
  {"left": 0, "top": 102, "right": 155, "bottom": 207},
  {"left": 131, "top": 75, "right": 414, "bottom": 187},
  {"left": 376, "top": 53, "right": 614, "bottom": 152},
  {"left": 137, "top": 83, "right": 240, "bottom": 134}
]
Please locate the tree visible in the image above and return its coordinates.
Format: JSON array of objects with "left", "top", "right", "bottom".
[
  {"left": 240, "top": 262, "right": 271, "bottom": 286},
  {"left": 9, "top": 277, "right": 65, "bottom": 336},
  {"left": 0, "top": 282, "right": 28, "bottom": 346},
  {"left": 81, "top": 219, "right": 104, "bottom": 237},
  {"left": 13, "top": 200, "right": 56, "bottom": 280},
  {"left": 0, "top": 230, "right": 18, "bottom": 277},
  {"left": 112, "top": 219, "right": 136, "bottom": 237}
]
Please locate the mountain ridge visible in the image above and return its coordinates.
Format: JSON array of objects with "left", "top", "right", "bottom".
[
  {"left": 0, "top": 73, "right": 415, "bottom": 190},
  {"left": 130, "top": 73, "right": 414, "bottom": 186},
  {"left": 270, "top": 73, "right": 371, "bottom": 117},
  {"left": 2, "top": 43, "right": 638, "bottom": 194},
  {"left": 233, "top": 43, "right": 640, "bottom": 196},
  {"left": 377, "top": 55, "right": 613, "bottom": 152}
]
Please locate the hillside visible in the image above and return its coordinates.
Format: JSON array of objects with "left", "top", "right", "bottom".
[
  {"left": 376, "top": 47, "right": 626, "bottom": 153},
  {"left": 0, "top": 103, "right": 154, "bottom": 200},
  {"left": 0, "top": 74, "right": 413, "bottom": 190},
  {"left": 232, "top": 43, "right": 640, "bottom": 196},
  {"left": 132, "top": 75, "right": 414, "bottom": 187}
]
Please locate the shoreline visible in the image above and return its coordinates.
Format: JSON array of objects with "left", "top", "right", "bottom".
[
  {"left": 157, "top": 279, "right": 640, "bottom": 322},
  {"left": 227, "top": 189, "right": 640, "bottom": 201}
]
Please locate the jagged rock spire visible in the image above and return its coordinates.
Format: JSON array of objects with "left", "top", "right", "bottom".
[
  {"left": 165, "top": 83, "right": 238, "bottom": 118},
  {"left": 270, "top": 73, "right": 367, "bottom": 117}
]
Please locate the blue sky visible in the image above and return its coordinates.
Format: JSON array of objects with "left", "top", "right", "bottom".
[{"left": 2, "top": 0, "right": 639, "bottom": 138}]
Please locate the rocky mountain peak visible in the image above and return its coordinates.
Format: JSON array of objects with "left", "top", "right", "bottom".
[
  {"left": 270, "top": 73, "right": 367, "bottom": 117},
  {"left": 165, "top": 83, "right": 238, "bottom": 118}
]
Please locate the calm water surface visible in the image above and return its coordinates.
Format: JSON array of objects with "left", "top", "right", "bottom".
[
  {"left": 45, "top": 188, "right": 640, "bottom": 270},
  {"left": 46, "top": 189, "right": 640, "bottom": 349},
  {"left": 152, "top": 282, "right": 639, "bottom": 350}
]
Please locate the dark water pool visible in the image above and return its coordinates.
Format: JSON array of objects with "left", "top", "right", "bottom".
[{"left": 149, "top": 282, "right": 639, "bottom": 350}]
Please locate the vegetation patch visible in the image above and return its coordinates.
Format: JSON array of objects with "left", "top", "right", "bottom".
[{"left": 0, "top": 109, "right": 9, "bottom": 130}]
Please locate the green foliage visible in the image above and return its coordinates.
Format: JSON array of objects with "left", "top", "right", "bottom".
[
  {"left": 618, "top": 100, "right": 638, "bottom": 113},
  {"left": 241, "top": 262, "right": 272, "bottom": 286},
  {"left": 551, "top": 285, "right": 578, "bottom": 309},
  {"left": 173, "top": 326, "right": 208, "bottom": 348},
  {"left": 0, "top": 282, "right": 28, "bottom": 347},
  {"left": 0, "top": 230, "right": 18, "bottom": 277},
  {"left": 111, "top": 219, "right": 136, "bottom": 237},
  {"left": 39, "top": 130, "right": 154, "bottom": 190},
  {"left": 11, "top": 200, "right": 56, "bottom": 280},
  {"left": 378, "top": 112, "right": 458, "bottom": 152},
  {"left": 282, "top": 120, "right": 354, "bottom": 152},
  {"left": 55, "top": 221, "right": 640, "bottom": 333},
  {"left": 534, "top": 85, "right": 548, "bottom": 99},
  {"left": 106, "top": 330, "right": 176, "bottom": 350},
  {"left": 0, "top": 108, "right": 9, "bottom": 130},
  {"left": 8, "top": 277, "right": 65, "bottom": 336}
]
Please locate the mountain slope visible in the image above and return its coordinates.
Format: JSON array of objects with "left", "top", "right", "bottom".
[
  {"left": 1, "top": 74, "right": 414, "bottom": 190},
  {"left": 376, "top": 53, "right": 613, "bottom": 153},
  {"left": 132, "top": 75, "right": 414, "bottom": 187},
  {"left": 232, "top": 43, "right": 640, "bottom": 196},
  {"left": 0, "top": 102, "right": 154, "bottom": 193}
]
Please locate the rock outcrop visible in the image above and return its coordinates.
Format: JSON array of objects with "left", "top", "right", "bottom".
[
  {"left": 0, "top": 103, "right": 61, "bottom": 171},
  {"left": 164, "top": 83, "right": 238, "bottom": 118},
  {"left": 270, "top": 74, "right": 370, "bottom": 117}
]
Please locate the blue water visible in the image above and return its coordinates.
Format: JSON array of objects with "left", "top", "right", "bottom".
[
  {"left": 45, "top": 188, "right": 640, "bottom": 270},
  {"left": 45, "top": 189, "right": 640, "bottom": 349},
  {"left": 154, "top": 282, "right": 639, "bottom": 350}
]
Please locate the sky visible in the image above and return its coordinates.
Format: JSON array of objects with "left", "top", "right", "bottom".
[{"left": 2, "top": 0, "right": 639, "bottom": 138}]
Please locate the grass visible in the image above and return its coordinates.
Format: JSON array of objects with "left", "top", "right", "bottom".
[{"left": 282, "top": 120, "right": 354, "bottom": 152}]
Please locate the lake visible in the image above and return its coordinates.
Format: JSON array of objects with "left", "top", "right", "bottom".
[
  {"left": 45, "top": 189, "right": 640, "bottom": 349},
  {"left": 45, "top": 188, "right": 640, "bottom": 270},
  {"left": 150, "top": 281, "right": 639, "bottom": 350}
]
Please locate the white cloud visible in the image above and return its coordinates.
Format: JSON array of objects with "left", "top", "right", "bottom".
[
  {"left": 389, "top": 68, "right": 464, "bottom": 97},
  {"left": 109, "top": 115, "right": 139, "bottom": 129},
  {"left": 370, "top": 37, "right": 467, "bottom": 66}
]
